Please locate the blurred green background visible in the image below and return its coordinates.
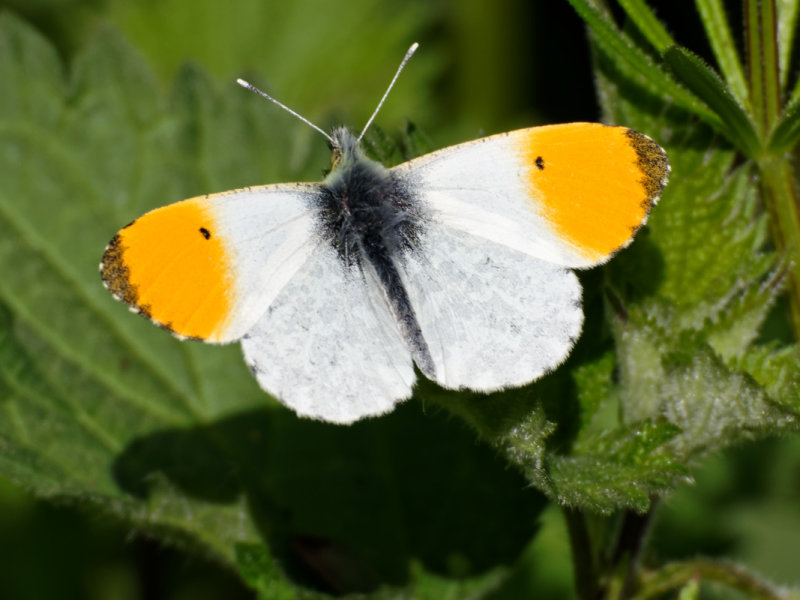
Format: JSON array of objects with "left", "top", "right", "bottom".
[{"left": 1, "top": 0, "right": 798, "bottom": 598}]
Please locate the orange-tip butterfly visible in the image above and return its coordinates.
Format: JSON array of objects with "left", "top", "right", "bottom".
[{"left": 100, "top": 44, "right": 669, "bottom": 423}]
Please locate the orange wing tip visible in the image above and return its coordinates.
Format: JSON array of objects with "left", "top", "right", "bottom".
[
  {"left": 99, "top": 221, "right": 227, "bottom": 341},
  {"left": 624, "top": 128, "right": 670, "bottom": 214},
  {"left": 518, "top": 123, "right": 670, "bottom": 264},
  {"left": 101, "top": 234, "right": 140, "bottom": 310},
  {"left": 100, "top": 233, "right": 194, "bottom": 340},
  {"left": 103, "top": 198, "right": 237, "bottom": 341},
  {"left": 600, "top": 129, "right": 670, "bottom": 258}
]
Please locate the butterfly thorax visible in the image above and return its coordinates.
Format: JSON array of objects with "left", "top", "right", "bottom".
[
  {"left": 317, "top": 127, "right": 425, "bottom": 268},
  {"left": 314, "top": 127, "right": 435, "bottom": 376}
]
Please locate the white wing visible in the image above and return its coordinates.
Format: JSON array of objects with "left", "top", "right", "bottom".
[
  {"left": 240, "top": 244, "right": 416, "bottom": 424},
  {"left": 397, "top": 223, "right": 583, "bottom": 391},
  {"left": 205, "top": 184, "right": 320, "bottom": 341},
  {"left": 102, "top": 184, "right": 320, "bottom": 342},
  {"left": 392, "top": 124, "right": 668, "bottom": 268},
  {"left": 383, "top": 124, "right": 668, "bottom": 390}
]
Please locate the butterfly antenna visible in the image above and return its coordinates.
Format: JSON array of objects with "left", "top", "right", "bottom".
[
  {"left": 357, "top": 42, "right": 419, "bottom": 142},
  {"left": 236, "top": 78, "right": 334, "bottom": 143}
]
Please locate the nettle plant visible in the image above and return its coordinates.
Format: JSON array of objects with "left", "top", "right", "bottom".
[{"left": 1, "top": 0, "right": 800, "bottom": 598}]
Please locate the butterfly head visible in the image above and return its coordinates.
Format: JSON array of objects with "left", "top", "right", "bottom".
[{"left": 328, "top": 127, "right": 363, "bottom": 171}]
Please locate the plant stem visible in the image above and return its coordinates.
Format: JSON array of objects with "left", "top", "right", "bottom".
[
  {"left": 609, "top": 502, "right": 659, "bottom": 598},
  {"left": 746, "top": 0, "right": 782, "bottom": 134},
  {"left": 762, "top": 0, "right": 782, "bottom": 130},
  {"left": 746, "top": 0, "right": 800, "bottom": 335},
  {"left": 563, "top": 507, "right": 598, "bottom": 600},
  {"left": 758, "top": 157, "right": 800, "bottom": 333},
  {"left": 632, "top": 558, "right": 795, "bottom": 600}
]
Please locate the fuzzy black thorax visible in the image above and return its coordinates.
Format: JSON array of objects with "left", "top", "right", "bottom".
[{"left": 314, "top": 127, "right": 425, "bottom": 268}]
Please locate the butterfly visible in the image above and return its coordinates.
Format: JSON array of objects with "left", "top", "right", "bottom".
[{"left": 100, "top": 44, "right": 669, "bottom": 423}]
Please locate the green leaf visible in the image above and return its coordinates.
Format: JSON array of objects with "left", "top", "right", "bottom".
[
  {"left": 0, "top": 13, "right": 546, "bottom": 596},
  {"left": 663, "top": 46, "right": 761, "bottom": 156},
  {"left": 777, "top": 0, "right": 800, "bottom": 89},
  {"left": 547, "top": 420, "right": 686, "bottom": 513},
  {"left": 704, "top": 268, "right": 784, "bottom": 361},
  {"left": 484, "top": 348, "right": 690, "bottom": 513},
  {"left": 767, "top": 95, "right": 800, "bottom": 152},
  {"left": 397, "top": 562, "right": 509, "bottom": 600},
  {"left": 566, "top": 0, "right": 719, "bottom": 124},
  {"left": 659, "top": 346, "right": 796, "bottom": 457},
  {"left": 615, "top": 312, "right": 797, "bottom": 458},
  {"left": 582, "top": 27, "right": 800, "bottom": 512},
  {"left": 617, "top": 0, "right": 676, "bottom": 52},
  {"left": 497, "top": 402, "right": 558, "bottom": 495},
  {"left": 694, "top": 0, "right": 750, "bottom": 106},
  {"left": 234, "top": 544, "right": 315, "bottom": 600},
  {"left": 572, "top": 350, "right": 617, "bottom": 436},
  {"left": 735, "top": 343, "right": 800, "bottom": 412},
  {"left": 233, "top": 544, "right": 510, "bottom": 600}
]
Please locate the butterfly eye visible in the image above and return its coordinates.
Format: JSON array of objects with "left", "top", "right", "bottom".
[{"left": 331, "top": 148, "right": 343, "bottom": 170}]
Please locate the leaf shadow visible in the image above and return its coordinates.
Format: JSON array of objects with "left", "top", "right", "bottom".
[{"left": 112, "top": 400, "right": 546, "bottom": 593}]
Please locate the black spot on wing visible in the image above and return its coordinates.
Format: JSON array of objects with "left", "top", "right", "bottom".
[
  {"left": 535, "top": 156, "right": 545, "bottom": 170},
  {"left": 199, "top": 227, "right": 211, "bottom": 240}
]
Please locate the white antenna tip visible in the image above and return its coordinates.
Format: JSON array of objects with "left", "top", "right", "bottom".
[
  {"left": 357, "top": 42, "right": 420, "bottom": 142},
  {"left": 236, "top": 76, "right": 333, "bottom": 143}
]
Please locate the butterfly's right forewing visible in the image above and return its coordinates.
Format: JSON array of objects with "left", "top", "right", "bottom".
[{"left": 101, "top": 184, "right": 320, "bottom": 343}]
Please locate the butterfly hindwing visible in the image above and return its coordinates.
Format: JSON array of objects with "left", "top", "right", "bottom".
[
  {"left": 241, "top": 244, "right": 416, "bottom": 424},
  {"left": 398, "top": 222, "right": 583, "bottom": 391}
]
